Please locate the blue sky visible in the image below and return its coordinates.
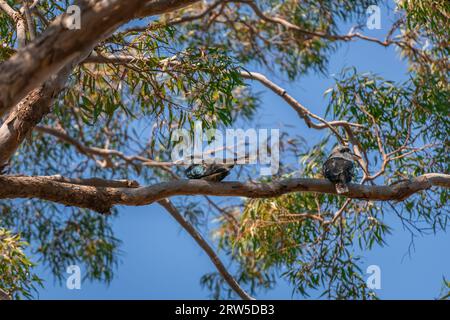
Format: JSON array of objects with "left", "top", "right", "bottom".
[{"left": 34, "top": 4, "right": 449, "bottom": 299}]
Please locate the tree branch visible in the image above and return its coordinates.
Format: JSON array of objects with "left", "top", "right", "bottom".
[
  {"left": 12, "top": 174, "right": 140, "bottom": 188},
  {"left": 0, "top": 44, "right": 95, "bottom": 168},
  {"left": 0, "top": 0, "right": 199, "bottom": 117},
  {"left": 158, "top": 198, "right": 254, "bottom": 300},
  {"left": 35, "top": 124, "right": 246, "bottom": 168},
  {"left": 22, "top": 0, "right": 36, "bottom": 41},
  {"left": 0, "top": 287, "right": 11, "bottom": 300},
  {"left": 239, "top": 0, "right": 393, "bottom": 45},
  {"left": 240, "top": 70, "right": 364, "bottom": 142},
  {"left": 162, "top": 0, "right": 225, "bottom": 27},
  {"left": 81, "top": 52, "right": 365, "bottom": 142},
  {"left": 0, "top": 66, "right": 71, "bottom": 168},
  {"left": 0, "top": 174, "right": 447, "bottom": 214},
  {"left": 34, "top": 125, "right": 172, "bottom": 167}
]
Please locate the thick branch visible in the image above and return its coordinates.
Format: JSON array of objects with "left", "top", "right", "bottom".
[
  {"left": 15, "top": 174, "right": 140, "bottom": 188},
  {"left": 0, "top": 287, "right": 11, "bottom": 300},
  {"left": 158, "top": 198, "right": 254, "bottom": 300},
  {"left": 0, "top": 0, "right": 198, "bottom": 117},
  {"left": 0, "top": 174, "right": 447, "bottom": 213},
  {"left": 240, "top": 0, "right": 394, "bottom": 45}
]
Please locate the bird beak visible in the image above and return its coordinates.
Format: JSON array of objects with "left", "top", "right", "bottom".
[{"left": 350, "top": 152, "right": 362, "bottom": 161}]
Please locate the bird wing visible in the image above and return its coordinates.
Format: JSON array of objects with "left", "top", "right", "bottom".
[
  {"left": 204, "top": 164, "right": 231, "bottom": 176},
  {"left": 202, "top": 164, "right": 234, "bottom": 181},
  {"left": 185, "top": 164, "right": 205, "bottom": 179},
  {"left": 186, "top": 163, "right": 234, "bottom": 181}
]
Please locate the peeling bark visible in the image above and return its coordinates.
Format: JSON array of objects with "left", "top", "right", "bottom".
[
  {"left": 0, "top": 67, "right": 70, "bottom": 168},
  {"left": 0, "top": 287, "right": 11, "bottom": 300}
]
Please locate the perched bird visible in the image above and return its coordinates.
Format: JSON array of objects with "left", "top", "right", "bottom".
[
  {"left": 322, "top": 145, "right": 361, "bottom": 194},
  {"left": 185, "top": 162, "right": 235, "bottom": 182}
]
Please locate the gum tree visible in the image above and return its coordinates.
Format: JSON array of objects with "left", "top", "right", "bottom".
[{"left": 0, "top": 0, "right": 448, "bottom": 299}]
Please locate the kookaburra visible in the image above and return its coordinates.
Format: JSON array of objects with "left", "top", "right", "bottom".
[
  {"left": 185, "top": 161, "right": 234, "bottom": 182},
  {"left": 322, "top": 145, "right": 361, "bottom": 194}
]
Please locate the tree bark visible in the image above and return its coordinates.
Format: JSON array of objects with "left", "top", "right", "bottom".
[{"left": 0, "top": 66, "right": 71, "bottom": 167}]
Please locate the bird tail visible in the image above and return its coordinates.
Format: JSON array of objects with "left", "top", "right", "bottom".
[{"left": 335, "top": 183, "right": 349, "bottom": 194}]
